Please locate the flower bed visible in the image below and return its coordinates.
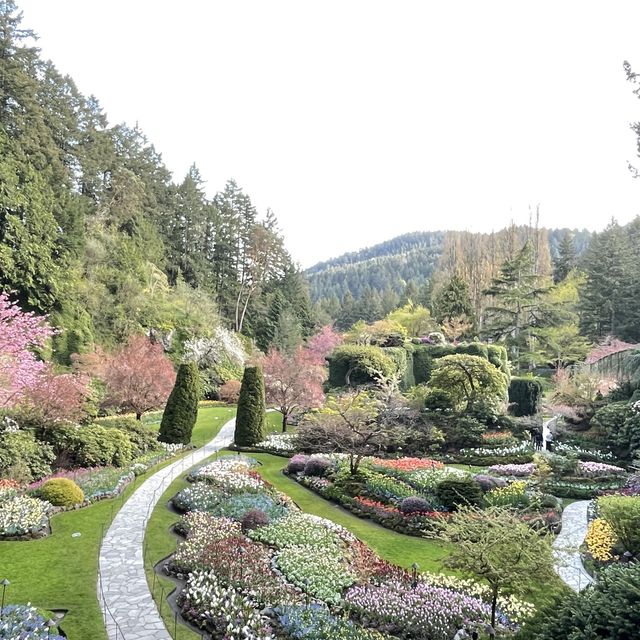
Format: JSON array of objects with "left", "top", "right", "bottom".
[
  {"left": 577, "top": 461, "right": 626, "bottom": 478},
  {"left": 276, "top": 544, "right": 356, "bottom": 604},
  {"left": 542, "top": 477, "right": 627, "bottom": 499},
  {"left": 253, "top": 433, "right": 297, "bottom": 455},
  {"left": 371, "top": 457, "right": 444, "bottom": 472},
  {"left": 585, "top": 518, "right": 617, "bottom": 563},
  {"left": 248, "top": 512, "right": 343, "bottom": 549},
  {"left": 0, "top": 605, "right": 64, "bottom": 639},
  {"left": 487, "top": 463, "right": 536, "bottom": 477},
  {"left": 166, "top": 454, "right": 525, "bottom": 639},
  {"left": 553, "top": 443, "right": 616, "bottom": 463},
  {"left": 453, "top": 442, "right": 534, "bottom": 466},
  {"left": 345, "top": 579, "right": 496, "bottom": 640},
  {"left": 0, "top": 495, "right": 50, "bottom": 538}
]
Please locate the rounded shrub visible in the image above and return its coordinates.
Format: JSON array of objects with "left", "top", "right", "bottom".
[
  {"left": 436, "top": 476, "right": 484, "bottom": 510},
  {"left": 39, "top": 478, "right": 84, "bottom": 507},
  {"left": 304, "top": 457, "right": 331, "bottom": 477},
  {"left": 473, "top": 474, "right": 507, "bottom": 493},
  {"left": 286, "top": 454, "right": 309, "bottom": 474},
  {"left": 399, "top": 496, "right": 433, "bottom": 514},
  {"left": 241, "top": 508, "right": 270, "bottom": 532}
]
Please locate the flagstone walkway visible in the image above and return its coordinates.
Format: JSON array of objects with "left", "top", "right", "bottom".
[
  {"left": 98, "top": 416, "right": 237, "bottom": 640},
  {"left": 552, "top": 499, "right": 595, "bottom": 592}
]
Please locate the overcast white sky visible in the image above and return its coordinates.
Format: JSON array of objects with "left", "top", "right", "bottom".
[{"left": 18, "top": 0, "right": 640, "bottom": 267}]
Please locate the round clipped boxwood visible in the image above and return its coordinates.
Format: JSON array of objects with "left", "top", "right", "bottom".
[
  {"left": 39, "top": 478, "right": 84, "bottom": 507},
  {"left": 399, "top": 496, "right": 433, "bottom": 514}
]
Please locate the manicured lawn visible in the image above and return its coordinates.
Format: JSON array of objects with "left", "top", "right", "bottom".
[
  {"left": 265, "top": 409, "right": 286, "bottom": 434},
  {"left": 447, "top": 463, "right": 487, "bottom": 473},
  {"left": 250, "top": 452, "right": 450, "bottom": 572},
  {"left": 0, "top": 405, "right": 232, "bottom": 640}
]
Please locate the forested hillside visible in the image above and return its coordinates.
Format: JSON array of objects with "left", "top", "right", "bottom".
[
  {"left": 308, "top": 227, "right": 593, "bottom": 327},
  {"left": 0, "top": 2, "right": 314, "bottom": 365}
]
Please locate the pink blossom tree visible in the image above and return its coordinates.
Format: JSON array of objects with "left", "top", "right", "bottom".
[
  {"left": 100, "top": 335, "right": 176, "bottom": 419},
  {"left": 262, "top": 346, "right": 325, "bottom": 432},
  {"left": 0, "top": 293, "right": 55, "bottom": 408},
  {"left": 306, "top": 325, "right": 343, "bottom": 365},
  {"left": 23, "top": 368, "right": 91, "bottom": 426}
]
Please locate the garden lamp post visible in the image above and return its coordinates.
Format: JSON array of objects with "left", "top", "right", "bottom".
[
  {"left": 411, "top": 562, "right": 419, "bottom": 589},
  {"left": 622, "top": 551, "right": 633, "bottom": 563},
  {"left": 0, "top": 578, "right": 9, "bottom": 619}
]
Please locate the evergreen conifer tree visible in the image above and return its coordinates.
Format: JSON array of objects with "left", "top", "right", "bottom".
[
  {"left": 553, "top": 232, "right": 576, "bottom": 283},
  {"left": 234, "top": 366, "right": 266, "bottom": 446},
  {"left": 158, "top": 362, "right": 200, "bottom": 444}
]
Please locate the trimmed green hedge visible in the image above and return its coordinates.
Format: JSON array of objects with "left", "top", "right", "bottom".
[
  {"left": 412, "top": 342, "right": 509, "bottom": 386},
  {"left": 327, "top": 344, "right": 395, "bottom": 387},
  {"left": 159, "top": 362, "right": 200, "bottom": 444},
  {"left": 234, "top": 366, "right": 266, "bottom": 446},
  {"left": 509, "top": 377, "right": 543, "bottom": 416}
]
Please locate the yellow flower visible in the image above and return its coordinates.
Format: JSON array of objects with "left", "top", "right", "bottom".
[{"left": 585, "top": 518, "right": 617, "bottom": 562}]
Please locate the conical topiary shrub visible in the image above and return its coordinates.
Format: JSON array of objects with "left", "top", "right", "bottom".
[
  {"left": 234, "top": 366, "right": 266, "bottom": 447},
  {"left": 159, "top": 362, "right": 200, "bottom": 444}
]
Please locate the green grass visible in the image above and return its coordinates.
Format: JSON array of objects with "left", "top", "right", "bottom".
[
  {"left": 0, "top": 405, "right": 233, "bottom": 640},
  {"left": 447, "top": 463, "right": 488, "bottom": 473},
  {"left": 265, "top": 409, "right": 284, "bottom": 434},
  {"left": 250, "top": 452, "right": 450, "bottom": 572}
]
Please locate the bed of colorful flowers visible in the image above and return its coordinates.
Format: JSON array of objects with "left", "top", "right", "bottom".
[
  {"left": 166, "top": 453, "right": 526, "bottom": 639},
  {"left": 370, "top": 457, "right": 444, "bottom": 472},
  {"left": 253, "top": 433, "right": 298, "bottom": 455},
  {"left": 452, "top": 442, "right": 534, "bottom": 466},
  {"left": 553, "top": 443, "right": 616, "bottom": 463},
  {"left": 0, "top": 604, "right": 64, "bottom": 639},
  {"left": 577, "top": 461, "right": 626, "bottom": 478},
  {"left": 0, "top": 495, "right": 51, "bottom": 538},
  {"left": 584, "top": 518, "right": 617, "bottom": 563},
  {"left": 541, "top": 478, "right": 627, "bottom": 499},
  {"left": 487, "top": 463, "right": 536, "bottom": 477}
]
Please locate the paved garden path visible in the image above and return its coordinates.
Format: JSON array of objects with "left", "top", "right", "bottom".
[
  {"left": 98, "top": 415, "right": 237, "bottom": 640},
  {"left": 553, "top": 499, "right": 594, "bottom": 592}
]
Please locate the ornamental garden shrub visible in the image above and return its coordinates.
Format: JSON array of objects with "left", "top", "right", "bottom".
[
  {"left": 597, "top": 495, "right": 640, "bottom": 555},
  {"left": 0, "top": 431, "right": 54, "bottom": 483},
  {"left": 218, "top": 379, "right": 241, "bottom": 404},
  {"left": 240, "top": 508, "right": 270, "bottom": 531},
  {"left": 233, "top": 366, "right": 266, "bottom": 447},
  {"left": 38, "top": 478, "right": 84, "bottom": 507},
  {"left": 327, "top": 344, "right": 395, "bottom": 388},
  {"left": 303, "top": 457, "right": 331, "bottom": 477},
  {"left": 525, "top": 562, "right": 640, "bottom": 640},
  {"left": 508, "top": 377, "right": 543, "bottom": 416},
  {"left": 435, "top": 476, "right": 483, "bottom": 510},
  {"left": 286, "top": 454, "right": 309, "bottom": 474},
  {"left": 97, "top": 417, "right": 160, "bottom": 455},
  {"left": 0, "top": 495, "right": 50, "bottom": 537},
  {"left": 159, "top": 362, "right": 200, "bottom": 444},
  {"left": 399, "top": 496, "right": 433, "bottom": 513}
]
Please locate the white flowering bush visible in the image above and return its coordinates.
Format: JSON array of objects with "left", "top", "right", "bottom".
[
  {"left": 553, "top": 443, "right": 616, "bottom": 462},
  {"left": 275, "top": 544, "right": 356, "bottom": 604},
  {"left": 460, "top": 442, "right": 533, "bottom": 458},
  {"left": 248, "top": 513, "right": 342, "bottom": 549},
  {"left": 188, "top": 458, "right": 265, "bottom": 494},
  {"left": 179, "top": 570, "right": 273, "bottom": 639},
  {"left": 0, "top": 495, "right": 50, "bottom": 537},
  {"left": 172, "top": 483, "right": 221, "bottom": 513},
  {"left": 487, "top": 463, "right": 536, "bottom": 477}
]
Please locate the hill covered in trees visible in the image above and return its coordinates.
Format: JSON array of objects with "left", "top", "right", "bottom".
[
  {"left": 308, "top": 227, "right": 593, "bottom": 326},
  {"left": 0, "top": 1, "right": 314, "bottom": 365}
]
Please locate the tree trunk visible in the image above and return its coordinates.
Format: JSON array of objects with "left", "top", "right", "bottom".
[
  {"left": 491, "top": 585, "right": 498, "bottom": 628},
  {"left": 282, "top": 412, "right": 288, "bottom": 433},
  {"left": 136, "top": 412, "right": 142, "bottom": 421}
]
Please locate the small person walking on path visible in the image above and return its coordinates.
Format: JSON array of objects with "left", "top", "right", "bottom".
[{"left": 545, "top": 429, "right": 554, "bottom": 452}]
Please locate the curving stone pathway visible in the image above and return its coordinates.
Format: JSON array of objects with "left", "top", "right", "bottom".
[
  {"left": 553, "top": 499, "right": 594, "bottom": 592},
  {"left": 98, "top": 414, "right": 237, "bottom": 640}
]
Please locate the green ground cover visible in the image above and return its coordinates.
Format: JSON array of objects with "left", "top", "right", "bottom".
[{"left": 0, "top": 405, "right": 231, "bottom": 640}]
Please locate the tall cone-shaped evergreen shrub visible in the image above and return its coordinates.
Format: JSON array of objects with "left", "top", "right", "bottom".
[
  {"left": 234, "top": 366, "right": 266, "bottom": 446},
  {"left": 159, "top": 362, "right": 200, "bottom": 444}
]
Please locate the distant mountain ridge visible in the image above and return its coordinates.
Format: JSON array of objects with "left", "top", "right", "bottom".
[{"left": 306, "top": 228, "right": 592, "bottom": 304}]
